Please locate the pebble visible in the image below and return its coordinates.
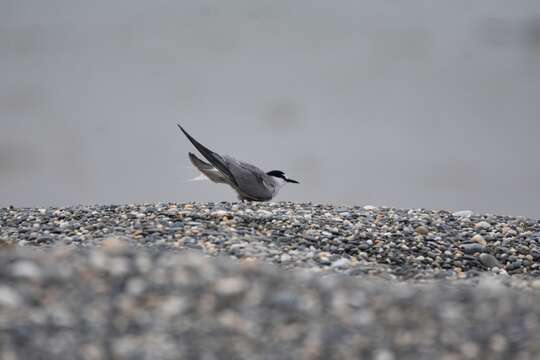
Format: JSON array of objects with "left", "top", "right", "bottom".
[
  {"left": 502, "top": 226, "right": 517, "bottom": 236},
  {"left": 258, "top": 210, "right": 273, "bottom": 218},
  {"left": 331, "top": 258, "right": 351, "bottom": 269},
  {"left": 471, "top": 234, "right": 487, "bottom": 246},
  {"left": 109, "top": 257, "right": 131, "bottom": 276},
  {"left": 11, "top": 260, "right": 41, "bottom": 279},
  {"left": 461, "top": 342, "right": 480, "bottom": 358},
  {"left": 490, "top": 334, "right": 508, "bottom": 352},
  {"left": 531, "top": 280, "right": 540, "bottom": 290},
  {"left": 317, "top": 252, "right": 332, "bottom": 265},
  {"left": 479, "top": 253, "right": 502, "bottom": 269},
  {"left": 374, "top": 349, "right": 395, "bottom": 360},
  {"left": 102, "top": 237, "right": 129, "bottom": 253},
  {"left": 507, "top": 260, "right": 523, "bottom": 271},
  {"left": 0, "top": 286, "right": 21, "bottom": 307},
  {"left": 215, "top": 276, "right": 247, "bottom": 295},
  {"left": 415, "top": 226, "right": 429, "bottom": 235},
  {"left": 460, "top": 243, "right": 484, "bottom": 255},
  {"left": 453, "top": 210, "right": 474, "bottom": 218},
  {"left": 211, "top": 210, "right": 228, "bottom": 217},
  {"left": 475, "top": 221, "right": 492, "bottom": 230},
  {"left": 280, "top": 254, "right": 291, "bottom": 263}
]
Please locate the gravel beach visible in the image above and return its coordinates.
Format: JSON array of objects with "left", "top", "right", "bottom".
[{"left": 1, "top": 202, "right": 540, "bottom": 359}]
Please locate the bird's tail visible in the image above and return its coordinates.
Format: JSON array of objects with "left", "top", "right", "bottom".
[
  {"left": 187, "top": 174, "right": 210, "bottom": 182},
  {"left": 188, "top": 152, "right": 229, "bottom": 184}
]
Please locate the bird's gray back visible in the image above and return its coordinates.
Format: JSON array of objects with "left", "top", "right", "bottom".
[{"left": 222, "top": 155, "right": 275, "bottom": 200}]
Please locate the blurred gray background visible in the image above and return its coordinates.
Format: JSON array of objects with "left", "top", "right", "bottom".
[{"left": 1, "top": 0, "right": 540, "bottom": 217}]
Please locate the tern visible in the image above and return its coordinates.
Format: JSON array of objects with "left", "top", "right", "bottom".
[{"left": 177, "top": 124, "right": 299, "bottom": 201}]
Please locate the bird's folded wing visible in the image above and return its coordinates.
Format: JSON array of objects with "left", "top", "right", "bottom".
[{"left": 224, "top": 158, "right": 274, "bottom": 201}]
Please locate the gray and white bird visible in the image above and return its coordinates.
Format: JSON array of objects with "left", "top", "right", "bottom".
[{"left": 177, "top": 124, "right": 299, "bottom": 201}]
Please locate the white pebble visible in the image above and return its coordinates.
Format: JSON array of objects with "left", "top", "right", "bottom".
[
  {"left": 475, "top": 221, "right": 491, "bottom": 230},
  {"left": 109, "top": 257, "right": 130, "bottom": 276},
  {"left": 257, "top": 210, "right": 273, "bottom": 218},
  {"left": 211, "top": 210, "right": 228, "bottom": 217},
  {"left": 0, "top": 286, "right": 21, "bottom": 307},
  {"left": 280, "top": 254, "right": 291, "bottom": 263},
  {"left": 160, "top": 297, "right": 187, "bottom": 317},
  {"left": 453, "top": 210, "right": 473, "bottom": 218},
  {"left": 471, "top": 234, "right": 487, "bottom": 246},
  {"left": 215, "top": 277, "right": 247, "bottom": 295},
  {"left": 331, "top": 258, "right": 351, "bottom": 269},
  {"left": 374, "top": 349, "right": 395, "bottom": 360},
  {"left": 531, "top": 280, "right": 540, "bottom": 290},
  {"left": 11, "top": 260, "right": 41, "bottom": 279}
]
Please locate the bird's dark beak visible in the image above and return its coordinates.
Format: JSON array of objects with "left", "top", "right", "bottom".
[{"left": 286, "top": 178, "right": 299, "bottom": 184}]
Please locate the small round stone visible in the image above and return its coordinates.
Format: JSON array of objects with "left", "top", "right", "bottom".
[
  {"left": 479, "top": 253, "right": 502, "bottom": 269},
  {"left": 460, "top": 243, "right": 485, "bottom": 255},
  {"left": 11, "top": 260, "right": 41, "bottom": 279},
  {"left": 0, "top": 286, "right": 21, "bottom": 307},
  {"left": 415, "top": 226, "right": 429, "bottom": 235},
  {"left": 453, "top": 210, "right": 474, "bottom": 218},
  {"left": 475, "top": 221, "right": 492, "bottom": 230},
  {"left": 215, "top": 277, "right": 247, "bottom": 295},
  {"left": 471, "top": 234, "right": 487, "bottom": 246}
]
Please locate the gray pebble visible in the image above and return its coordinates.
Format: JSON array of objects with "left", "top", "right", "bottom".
[
  {"left": 460, "top": 243, "right": 485, "bottom": 255},
  {"left": 479, "top": 253, "right": 502, "bottom": 269}
]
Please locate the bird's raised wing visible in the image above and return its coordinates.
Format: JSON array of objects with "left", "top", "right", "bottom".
[{"left": 177, "top": 124, "right": 238, "bottom": 187}]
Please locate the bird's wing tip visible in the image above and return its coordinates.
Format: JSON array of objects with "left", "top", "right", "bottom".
[{"left": 177, "top": 124, "right": 192, "bottom": 138}]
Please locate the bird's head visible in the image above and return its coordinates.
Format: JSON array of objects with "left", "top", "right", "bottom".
[{"left": 267, "top": 170, "right": 299, "bottom": 184}]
